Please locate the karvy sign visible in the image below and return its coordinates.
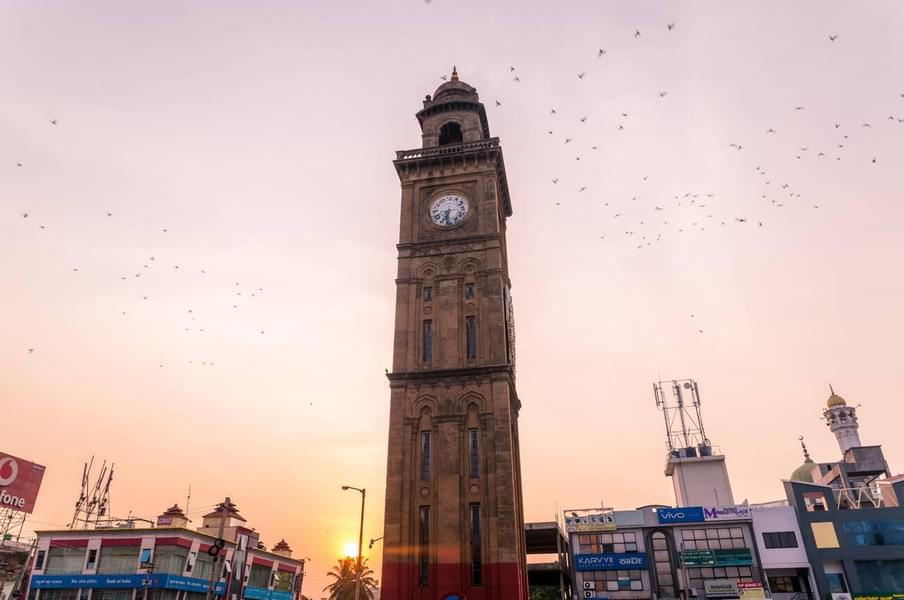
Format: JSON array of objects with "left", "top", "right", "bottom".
[{"left": 574, "top": 553, "right": 648, "bottom": 571}]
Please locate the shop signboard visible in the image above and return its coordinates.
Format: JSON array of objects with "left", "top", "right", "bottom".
[
  {"left": 574, "top": 553, "right": 648, "bottom": 571},
  {"left": 680, "top": 549, "right": 752, "bottom": 567},
  {"left": 244, "top": 587, "right": 294, "bottom": 600},
  {"left": 657, "top": 506, "right": 705, "bottom": 524},
  {"left": 853, "top": 596, "right": 904, "bottom": 600},
  {"left": 0, "top": 451, "right": 46, "bottom": 514},
  {"left": 565, "top": 509, "right": 616, "bottom": 532},
  {"left": 738, "top": 582, "right": 765, "bottom": 600},
  {"left": 30, "top": 574, "right": 225, "bottom": 595},
  {"left": 703, "top": 505, "right": 752, "bottom": 521},
  {"left": 704, "top": 579, "right": 739, "bottom": 598}
]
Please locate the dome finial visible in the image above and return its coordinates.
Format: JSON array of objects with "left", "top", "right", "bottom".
[
  {"left": 829, "top": 383, "right": 835, "bottom": 395},
  {"left": 451, "top": 65, "right": 459, "bottom": 81},
  {"left": 799, "top": 435, "right": 812, "bottom": 462}
]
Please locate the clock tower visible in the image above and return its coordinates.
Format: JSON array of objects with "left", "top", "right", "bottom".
[{"left": 380, "top": 68, "right": 528, "bottom": 600}]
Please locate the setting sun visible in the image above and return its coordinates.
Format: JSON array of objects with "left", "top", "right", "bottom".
[{"left": 341, "top": 541, "right": 359, "bottom": 558}]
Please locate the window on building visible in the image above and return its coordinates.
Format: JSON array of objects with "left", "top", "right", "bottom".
[
  {"left": 154, "top": 545, "right": 189, "bottom": 575},
  {"left": 578, "top": 532, "right": 639, "bottom": 554},
  {"left": 192, "top": 552, "right": 215, "bottom": 580},
  {"left": 185, "top": 551, "right": 197, "bottom": 573},
  {"left": 681, "top": 527, "right": 746, "bottom": 550},
  {"left": 40, "top": 592, "right": 79, "bottom": 600},
  {"left": 45, "top": 546, "right": 88, "bottom": 574},
  {"left": 468, "top": 428, "right": 479, "bottom": 478},
  {"left": 420, "top": 431, "right": 432, "bottom": 481},
  {"left": 86, "top": 549, "right": 98, "bottom": 570},
  {"left": 465, "top": 283, "right": 475, "bottom": 299},
  {"left": 650, "top": 531, "right": 676, "bottom": 594},
  {"left": 419, "top": 506, "right": 430, "bottom": 587},
  {"left": 762, "top": 531, "right": 798, "bottom": 549},
  {"left": 96, "top": 545, "right": 140, "bottom": 574},
  {"left": 34, "top": 550, "right": 46, "bottom": 570},
  {"left": 438, "top": 122, "right": 463, "bottom": 146},
  {"left": 466, "top": 316, "right": 476, "bottom": 359},
  {"left": 422, "top": 320, "right": 433, "bottom": 363},
  {"left": 92, "top": 591, "right": 132, "bottom": 600},
  {"left": 768, "top": 576, "right": 802, "bottom": 593},
  {"left": 248, "top": 564, "right": 271, "bottom": 588},
  {"left": 147, "top": 591, "right": 180, "bottom": 600},
  {"left": 826, "top": 573, "right": 848, "bottom": 593},
  {"left": 470, "top": 503, "right": 482, "bottom": 585},
  {"left": 843, "top": 520, "right": 904, "bottom": 546},
  {"left": 687, "top": 566, "right": 754, "bottom": 589},
  {"left": 854, "top": 559, "right": 904, "bottom": 592},
  {"left": 139, "top": 548, "right": 153, "bottom": 568},
  {"left": 804, "top": 491, "right": 828, "bottom": 512},
  {"left": 274, "top": 571, "right": 294, "bottom": 591},
  {"left": 581, "top": 570, "right": 644, "bottom": 592},
  {"left": 423, "top": 287, "right": 433, "bottom": 302}
]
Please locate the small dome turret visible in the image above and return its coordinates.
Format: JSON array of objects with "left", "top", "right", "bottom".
[{"left": 416, "top": 67, "right": 490, "bottom": 148}]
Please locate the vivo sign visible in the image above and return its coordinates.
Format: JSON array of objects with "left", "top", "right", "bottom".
[
  {"left": 657, "top": 507, "right": 705, "bottom": 524},
  {"left": 575, "top": 553, "right": 648, "bottom": 571}
]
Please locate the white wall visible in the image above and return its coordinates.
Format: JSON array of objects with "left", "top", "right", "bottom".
[{"left": 751, "top": 506, "right": 810, "bottom": 569}]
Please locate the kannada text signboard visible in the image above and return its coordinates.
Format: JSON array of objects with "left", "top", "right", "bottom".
[
  {"left": 574, "top": 553, "right": 648, "bottom": 571},
  {"left": 565, "top": 509, "right": 617, "bottom": 532}
]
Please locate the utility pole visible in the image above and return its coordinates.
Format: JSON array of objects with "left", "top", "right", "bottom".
[
  {"left": 341, "top": 486, "right": 365, "bottom": 600},
  {"left": 204, "top": 498, "right": 229, "bottom": 600}
]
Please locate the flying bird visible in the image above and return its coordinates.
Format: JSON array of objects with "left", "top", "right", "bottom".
[
  {"left": 793, "top": 106, "right": 805, "bottom": 111},
  {"left": 495, "top": 100, "right": 501, "bottom": 107},
  {"left": 667, "top": 23, "right": 675, "bottom": 30},
  {"left": 658, "top": 91, "right": 668, "bottom": 98},
  {"left": 634, "top": 30, "right": 641, "bottom": 38},
  {"left": 598, "top": 48, "right": 606, "bottom": 57},
  {"left": 577, "top": 72, "right": 586, "bottom": 79},
  {"left": 828, "top": 34, "right": 838, "bottom": 41},
  {"left": 50, "top": 119, "right": 57, "bottom": 125}
]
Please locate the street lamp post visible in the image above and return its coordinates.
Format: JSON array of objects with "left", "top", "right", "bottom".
[{"left": 341, "top": 485, "right": 366, "bottom": 600}]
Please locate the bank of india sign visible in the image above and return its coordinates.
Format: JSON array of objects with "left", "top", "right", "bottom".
[{"left": 0, "top": 451, "right": 46, "bottom": 513}]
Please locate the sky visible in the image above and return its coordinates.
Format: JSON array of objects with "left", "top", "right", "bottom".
[{"left": 2, "top": 0, "right": 904, "bottom": 595}]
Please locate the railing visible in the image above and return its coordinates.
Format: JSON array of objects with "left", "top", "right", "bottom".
[{"left": 395, "top": 138, "right": 500, "bottom": 161}]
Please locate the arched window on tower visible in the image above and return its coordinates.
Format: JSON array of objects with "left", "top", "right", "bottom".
[{"left": 438, "top": 121, "right": 463, "bottom": 145}]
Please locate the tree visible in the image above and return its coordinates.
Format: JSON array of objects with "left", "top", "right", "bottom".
[{"left": 323, "top": 557, "right": 378, "bottom": 600}]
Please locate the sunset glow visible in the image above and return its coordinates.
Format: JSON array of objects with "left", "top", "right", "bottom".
[{"left": 3, "top": 1, "right": 904, "bottom": 597}]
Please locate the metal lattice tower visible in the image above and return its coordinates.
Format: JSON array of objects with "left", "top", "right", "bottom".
[{"left": 653, "top": 379, "right": 712, "bottom": 456}]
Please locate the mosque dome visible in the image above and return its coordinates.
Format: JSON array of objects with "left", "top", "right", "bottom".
[
  {"left": 790, "top": 437, "right": 816, "bottom": 482},
  {"left": 827, "top": 392, "right": 847, "bottom": 409},
  {"left": 790, "top": 461, "right": 815, "bottom": 483}
]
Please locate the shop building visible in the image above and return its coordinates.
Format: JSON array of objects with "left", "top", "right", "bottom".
[
  {"left": 785, "top": 390, "right": 904, "bottom": 596},
  {"left": 564, "top": 505, "right": 767, "bottom": 600},
  {"left": 26, "top": 499, "right": 305, "bottom": 600},
  {"left": 749, "top": 502, "right": 816, "bottom": 600}
]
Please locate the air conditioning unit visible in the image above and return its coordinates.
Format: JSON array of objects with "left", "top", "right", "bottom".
[
  {"left": 583, "top": 581, "right": 596, "bottom": 590},
  {"left": 584, "top": 591, "right": 595, "bottom": 599}
]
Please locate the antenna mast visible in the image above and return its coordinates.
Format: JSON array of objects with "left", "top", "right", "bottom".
[
  {"left": 69, "top": 457, "right": 115, "bottom": 529},
  {"left": 653, "top": 379, "right": 712, "bottom": 457}
]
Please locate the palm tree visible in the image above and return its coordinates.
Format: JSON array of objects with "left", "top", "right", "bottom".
[{"left": 323, "top": 557, "right": 378, "bottom": 600}]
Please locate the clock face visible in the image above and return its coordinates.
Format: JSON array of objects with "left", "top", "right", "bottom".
[{"left": 430, "top": 193, "right": 469, "bottom": 227}]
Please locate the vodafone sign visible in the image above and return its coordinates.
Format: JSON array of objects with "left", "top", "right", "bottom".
[{"left": 0, "top": 452, "right": 46, "bottom": 514}]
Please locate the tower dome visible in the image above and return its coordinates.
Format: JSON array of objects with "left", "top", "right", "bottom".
[
  {"left": 827, "top": 392, "right": 846, "bottom": 408},
  {"left": 416, "top": 66, "right": 490, "bottom": 148}
]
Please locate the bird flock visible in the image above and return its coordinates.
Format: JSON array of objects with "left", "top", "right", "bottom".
[
  {"left": 461, "top": 22, "right": 900, "bottom": 334},
  {"left": 15, "top": 135, "right": 271, "bottom": 366}
]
